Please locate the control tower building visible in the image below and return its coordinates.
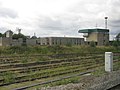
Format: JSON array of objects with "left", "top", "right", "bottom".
[{"left": 78, "top": 28, "right": 109, "bottom": 46}]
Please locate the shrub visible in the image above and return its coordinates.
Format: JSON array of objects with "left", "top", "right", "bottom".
[
  {"left": 90, "top": 41, "right": 96, "bottom": 47},
  {"left": 3, "top": 71, "right": 16, "bottom": 83}
]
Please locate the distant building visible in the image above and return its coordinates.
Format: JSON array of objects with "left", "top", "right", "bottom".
[
  {"left": 5, "top": 30, "right": 13, "bottom": 38},
  {"left": 39, "top": 37, "right": 84, "bottom": 46},
  {"left": 26, "top": 37, "right": 84, "bottom": 46},
  {"left": 78, "top": 28, "right": 109, "bottom": 46},
  {"left": 0, "top": 30, "right": 13, "bottom": 46},
  {"left": 26, "top": 38, "right": 39, "bottom": 46},
  {"left": 0, "top": 29, "right": 110, "bottom": 46}
]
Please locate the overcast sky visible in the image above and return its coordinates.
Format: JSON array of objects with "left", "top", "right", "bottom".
[{"left": 0, "top": 0, "right": 119, "bottom": 40}]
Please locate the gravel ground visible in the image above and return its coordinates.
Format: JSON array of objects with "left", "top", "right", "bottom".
[{"left": 40, "top": 70, "right": 120, "bottom": 90}]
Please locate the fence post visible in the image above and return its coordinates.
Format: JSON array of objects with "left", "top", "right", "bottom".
[{"left": 105, "top": 52, "right": 113, "bottom": 72}]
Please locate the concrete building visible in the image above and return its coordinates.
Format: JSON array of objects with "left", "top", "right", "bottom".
[
  {"left": 0, "top": 29, "right": 110, "bottom": 46},
  {"left": 26, "top": 38, "right": 39, "bottom": 46},
  {"left": 0, "top": 30, "right": 13, "bottom": 46},
  {"left": 0, "top": 30, "right": 25, "bottom": 46},
  {"left": 26, "top": 37, "right": 84, "bottom": 46},
  {"left": 78, "top": 28, "right": 109, "bottom": 46},
  {"left": 5, "top": 30, "right": 13, "bottom": 38},
  {"left": 39, "top": 37, "right": 84, "bottom": 46}
]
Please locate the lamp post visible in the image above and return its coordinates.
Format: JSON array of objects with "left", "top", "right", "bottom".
[{"left": 105, "top": 17, "right": 108, "bottom": 29}]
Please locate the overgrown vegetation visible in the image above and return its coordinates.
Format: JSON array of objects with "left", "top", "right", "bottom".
[
  {"left": 12, "top": 33, "right": 26, "bottom": 40},
  {"left": 0, "top": 45, "right": 120, "bottom": 55},
  {"left": 90, "top": 41, "right": 96, "bottom": 47},
  {"left": 112, "top": 40, "right": 120, "bottom": 48},
  {"left": 0, "top": 45, "right": 120, "bottom": 89},
  {"left": 3, "top": 71, "right": 16, "bottom": 84}
]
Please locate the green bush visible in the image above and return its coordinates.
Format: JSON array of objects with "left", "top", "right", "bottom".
[
  {"left": 3, "top": 71, "right": 16, "bottom": 83},
  {"left": 90, "top": 41, "right": 96, "bottom": 47},
  {"left": 0, "top": 45, "right": 120, "bottom": 55}
]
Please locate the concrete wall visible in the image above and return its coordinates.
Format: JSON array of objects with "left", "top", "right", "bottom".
[
  {"left": 0, "top": 37, "right": 12, "bottom": 46},
  {"left": 12, "top": 38, "right": 23, "bottom": 46},
  {"left": 43, "top": 37, "right": 84, "bottom": 46},
  {"left": 97, "top": 32, "right": 109, "bottom": 46},
  {"left": 86, "top": 32, "right": 109, "bottom": 46},
  {"left": 26, "top": 39, "right": 38, "bottom": 46},
  {"left": 86, "top": 32, "right": 98, "bottom": 42},
  {"left": 0, "top": 37, "right": 2, "bottom": 46},
  {"left": 40, "top": 38, "right": 48, "bottom": 45}
]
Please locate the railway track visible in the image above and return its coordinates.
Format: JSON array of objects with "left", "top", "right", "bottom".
[
  {"left": 0, "top": 58, "right": 103, "bottom": 74},
  {"left": 0, "top": 53, "right": 119, "bottom": 90},
  {"left": 13, "top": 60, "right": 120, "bottom": 90},
  {"left": 0, "top": 63, "right": 103, "bottom": 86},
  {"left": 14, "top": 70, "right": 94, "bottom": 90}
]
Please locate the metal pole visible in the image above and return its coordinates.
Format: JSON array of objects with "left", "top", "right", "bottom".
[{"left": 105, "top": 17, "right": 108, "bottom": 29}]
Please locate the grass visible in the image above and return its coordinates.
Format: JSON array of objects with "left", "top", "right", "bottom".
[
  {"left": 92, "top": 67, "right": 106, "bottom": 77},
  {"left": 0, "top": 57, "right": 103, "bottom": 86},
  {"left": 0, "top": 45, "right": 120, "bottom": 89},
  {"left": 2, "top": 71, "right": 16, "bottom": 84},
  {"left": 0, "top": 45, "right": 120, "bottom": 55}
]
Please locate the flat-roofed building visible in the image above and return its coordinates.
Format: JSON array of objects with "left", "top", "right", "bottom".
[
  {"left": 40, "top": 37, "right": 84, "bottom": 46},
  {"left": 78, "top": 28, "right": 109, "bottom": 46}
]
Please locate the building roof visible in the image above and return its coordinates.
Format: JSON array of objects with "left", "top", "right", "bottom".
[
  {"left": 78, "top": 28, "right": 109, "bottom": 33},
  {"left": 31, "top": 36, "right": 37, "bottom": 39},
  {"left": 5, "top": 30, "right": 13, "bottom": 34},
  {"left": 116, "top": 33, "right": 120, "bottom": 38}
]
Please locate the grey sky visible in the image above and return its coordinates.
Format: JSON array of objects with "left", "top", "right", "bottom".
[{"left": 0, "top": 0, "right": 119, "bottom": 40}]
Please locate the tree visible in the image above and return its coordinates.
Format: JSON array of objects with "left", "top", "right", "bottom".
[
  {"left": 12, "top": 33, "right": 26, "bottom": 39},
  {"left": 0, "top": 33, "right": 2, "bottom": 37},
  {"left": 116, "top": 33, "right": 120, "bottom": 41},
  {"left": 0, "top": 33, "right": 5, "bottom": 37},
  {"left": 112, "top": 40, "right": 120, "bottom": 47}
]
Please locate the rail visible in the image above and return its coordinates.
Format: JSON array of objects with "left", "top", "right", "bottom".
[{"left": 14, "top": 70, "right": 94, "bottom": 90}]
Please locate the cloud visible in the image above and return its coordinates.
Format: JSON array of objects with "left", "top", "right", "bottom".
[
  {"left": 0, "top": 27, "right": 8, "bottom": 33},
  {"left": 0, "top": 1, "right": 18, "bottom": 18},
  {"left": 0, "top": 0, "right": 120, "bottom": 40},
  {"left": 0, "top": 7, "right": 18, "bottom": 18},
  {"left": 105, "top": 0, "right": 120, "bottom": 36},
  {"left": 38, "top": 16, "right": 63, "bottom": 30},
  {"left": 0, "top": 1, "right": 18, "bottom": 33},
  {"left": 33, "top": 14, "right": 82, "bottom": 37}
]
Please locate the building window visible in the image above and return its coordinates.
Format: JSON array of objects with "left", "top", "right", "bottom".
[
  {"left": 47, "top": 42, "right": 49, "bottom": 45},
  {"left": 52, "top": 42, "right": 54, "bottom": 45},
  {"left": 95, "top": 42, "right": 98, "bottom": 45},
  {"left": 36, "top": 40, "right": 38, "bottom": 44}
]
